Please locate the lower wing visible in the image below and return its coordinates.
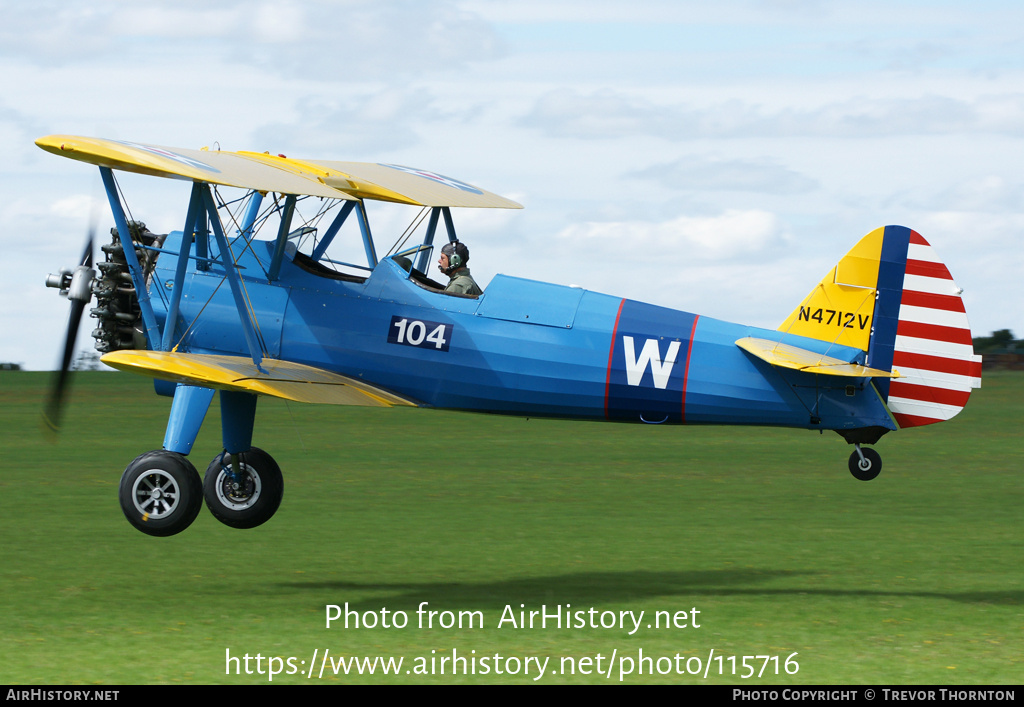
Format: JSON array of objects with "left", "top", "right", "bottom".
[{"left": 101, "top": 351, "right": 419, "bottom": 407}]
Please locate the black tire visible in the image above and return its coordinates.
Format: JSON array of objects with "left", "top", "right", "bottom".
[
  {"left": 203, "top": 447, "right": 283, "bottom": 529},
  {"left": 848, "top": 448, "right": 882, "bottom": 481},
  {"left": 119, "top": 451, "right": 203, "bottom": 537}
]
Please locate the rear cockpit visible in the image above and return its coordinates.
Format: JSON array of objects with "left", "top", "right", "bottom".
[{"left": 274, "top": 196, "right": 484, "bottom": 298}]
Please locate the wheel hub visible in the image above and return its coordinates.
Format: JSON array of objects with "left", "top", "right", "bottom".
[
  {"left": 131, "top": 470, "right": 180, "bottom": 518},
  {"left": 216, "top": 463, "right": 262, "bottom": 510}
]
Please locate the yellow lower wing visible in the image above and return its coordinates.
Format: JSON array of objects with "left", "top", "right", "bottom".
[
  {"left": 736, "top": 338, "right": 900, "bottom": 378},
  {"left": 101, "top": 351, "right": 418, "bottom": 407}
]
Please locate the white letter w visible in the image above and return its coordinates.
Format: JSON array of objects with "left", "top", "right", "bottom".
[{"left": 623, "top": 336, "right": 681, "bottom": 389}]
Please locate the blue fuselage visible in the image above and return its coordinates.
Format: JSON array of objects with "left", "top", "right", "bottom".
[{"left": 150, "top": 232, "right": 895, "bottom": 433}]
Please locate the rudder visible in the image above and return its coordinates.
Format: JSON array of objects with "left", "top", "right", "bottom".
[{"left": 886, "top": 228, "right": 982, "bottom": 427}]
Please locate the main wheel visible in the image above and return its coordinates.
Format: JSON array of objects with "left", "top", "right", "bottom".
[
  {"left": 203, "top": 448, "right": 283, "bottom": 529},
  {"left": 119, "top": 451, "right": 203, "bottom": 537},
  {"left": 848, "top": 447, "right": 882, "bottom": 481}
]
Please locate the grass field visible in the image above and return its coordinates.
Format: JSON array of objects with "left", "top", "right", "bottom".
[{"left": 0, "top": 370, "right": 1020, "bottom": 684}]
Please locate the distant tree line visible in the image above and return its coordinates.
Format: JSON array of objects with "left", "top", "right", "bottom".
[
  {"left": 972, "top": 329, "right": 1019, "bottom": 353},
  {"left": 973, "top": 329, "right": 1023, "bottom": 370},
  {"left": 73, "top": 351, "right": 106, "bottom": 371},
  {"left": 0, "top": 351, "right": 108, "bottom": 372}
]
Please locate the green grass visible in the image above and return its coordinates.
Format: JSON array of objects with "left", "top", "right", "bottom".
[{"left": 0, "top": 371, "right": 1020, "bottom": 684}]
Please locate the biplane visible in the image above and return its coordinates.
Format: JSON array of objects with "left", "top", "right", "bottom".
[{"left": 38, "top": 135, "right": 983, "bottom": 537}]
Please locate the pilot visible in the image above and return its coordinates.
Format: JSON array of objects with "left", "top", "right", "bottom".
[{"left": 438, "top": 240, "right": 482, "bottom": 296}]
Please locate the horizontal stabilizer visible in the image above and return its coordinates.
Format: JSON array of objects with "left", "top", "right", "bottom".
[
  {"left": 736, "top": 337, "right": 900, "bottom": 378},
  {"left": 101, "top": 351, "right": 418, "bottom": 407}
]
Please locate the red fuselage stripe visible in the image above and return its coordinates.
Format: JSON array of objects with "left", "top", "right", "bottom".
[
  {"left": 604, "top": 298, "right": 626, "bottom": 420},
  {"left": 680, "top": 315, "right": 700, "bottom": 423}
]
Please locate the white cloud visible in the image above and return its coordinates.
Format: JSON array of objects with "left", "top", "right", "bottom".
[
  {"left": 252, "top": 88, "right": 439, "bottom": 156},
  {"left": 629, "top": 155, "right": 818, "bottom": 195},
  {"left": 0, "top": 3, "right": 115, "bottom": 64},
  {"left": 49, "top": 194, "right": 97, "bottom": 220},
  {"left": 465, "top": 0, "right": 829, "bottom": 24},
  {"left": 520, "top": 88, "right": 673, "bottom": 139},
  {"left": 113, "top": 5, "right": 243, "bottom": 38},
  {"left": 3, "top": 1, "right": 504, "bottom": 80},
  {"left": 556, "top": 209, "right": 788, "bottom": 262},
  {"left": 251, "top": 2, "right": 307, "bottom": 43},
  {"left": 521, "top": 88, "right": 1024, "bottom": 140},
  {"left": 231, "top": 0, "right": 506, "bottom": 79},
  {"left": 918, "top": 176, "right": 1024, "bottom": 213}
]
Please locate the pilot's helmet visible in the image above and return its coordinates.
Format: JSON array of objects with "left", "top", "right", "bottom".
[{"left": 441, "top": 241, "right": 470, "bottom": 270}]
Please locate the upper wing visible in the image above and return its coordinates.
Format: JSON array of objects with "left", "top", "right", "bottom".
[
  {"left": 36, "top": 135, "right": 355, "bottom": 200},
  {"left": 36, "top": 135, "right": 522, "bottom": 208},
  {"left": 304, "top": 160, "right": 523, "bottom": 208},
  {"left": 101, "top": 351, "right": 419, "bottom": 407},
  {"left": 736, "top": 337, "right": 900, "bottom": 378}
]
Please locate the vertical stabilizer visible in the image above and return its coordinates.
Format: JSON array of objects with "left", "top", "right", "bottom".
[{"left": 779, "top": 226, "right": 981, "bottom": 428}]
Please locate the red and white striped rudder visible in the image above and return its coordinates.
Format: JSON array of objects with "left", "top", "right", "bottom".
[{"left": 887, "top": 230, "right": 982, "bottom": 428}]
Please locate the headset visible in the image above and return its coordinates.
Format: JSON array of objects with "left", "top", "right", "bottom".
[
  {"left": 442, "top": 240, "right": 468, "bottom": 273},
  {"left": 449, "top": 240, "right": 463, "bottom": 270}
]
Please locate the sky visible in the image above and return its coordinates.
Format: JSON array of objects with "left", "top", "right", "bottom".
[{"left": 2, "top": 0, "right": 1022, "bottom": 370}]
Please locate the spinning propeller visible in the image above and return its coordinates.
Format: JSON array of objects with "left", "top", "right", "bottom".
[{"left": 43, "top": 226, "right": 96, "bottom": 432}]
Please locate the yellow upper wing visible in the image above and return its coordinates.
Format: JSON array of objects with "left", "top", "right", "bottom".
[
  {"left": 36, "top": 135, "right": 354, "bottom": 200},
  {"left": 36, "top": 135, "right": 522, "bottom": 208},
  {"left": 310, "top": 160, "right": 522, "bottom": 208},
  {"left": 101, "top": 351, "right": 418, "bottom": 407}
]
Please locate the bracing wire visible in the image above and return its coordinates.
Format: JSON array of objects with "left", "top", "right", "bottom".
[
  {"left": 172, "top": 188, "right": 274, "bottom": 353},
  {"left": 171, "top": 276, "right": 226, "bottom": 352},
  {"left": 384, "top": 206, "right": 431, "bottom": 258},
  {"left": 211, "top": 186, "right": 269, "bottom": 357}
]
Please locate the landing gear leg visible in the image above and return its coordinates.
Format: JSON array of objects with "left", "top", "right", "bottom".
[
  {"left": 202, "top": 390, "right": 284, "bottom": 529},
  {"left": 848, "top": 445, "right": 882, "bottom": 481}
]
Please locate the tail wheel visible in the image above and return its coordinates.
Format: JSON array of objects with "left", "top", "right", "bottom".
[
  {"left": 203, "top": 448, "right": 283, "bottom": 529},
  {"left": 119, "top": 451, "right": 203, "bottom": 536},
  {"left": 848, "top": 447, "right": 882, "bottom": 481}
]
